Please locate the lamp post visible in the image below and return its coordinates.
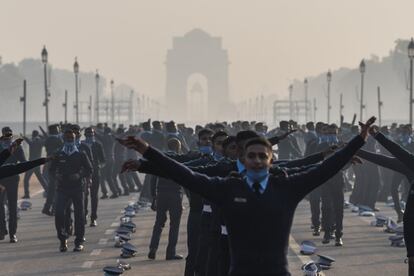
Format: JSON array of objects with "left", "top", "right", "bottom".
[
  {"left": 20, "top": 80, "right": 27, "bottom": 137},
  {"left": 110, "top": 79, "right": 115, "bottom": 124},
  {"left": 289, "top": 84, "right": 293, "bottom": 119},
  {"left": 408, "top": 38, "right": 414, "bottom": 125},
  {"left": 63, "top": 90, "right": 68, "bottom": 123},
  {"left": 359, "top": 59, "right": 366, "bottom": 122},
  {"left": 41, "top": 46, "right": 49, "bottom": 128},
  {"left": 73, "top": 57, "right": 79, "bottom": 124},
  {"left": 304, "top": 78, "right": 308, "bottom": 122},
  {"left": 95, "top": 70, "right": 100, "bottom": 124},
  {"left": 327, "top": 70, "right": 332, "bottom": 123}
]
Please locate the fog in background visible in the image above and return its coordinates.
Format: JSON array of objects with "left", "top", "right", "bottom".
[{"left": 1, "top": 0, "right": 414, "bottom": 125}]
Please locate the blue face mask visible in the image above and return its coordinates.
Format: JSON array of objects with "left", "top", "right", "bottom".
[
  {"left": 246, "top": 168, "right": 269, "bottom": 183},
  {"left": 64, "top": 141, "right": 75, "bottom": 147},
  {"left": 213, "top": 152, "right": 224, "bottom": 161},
  {"left": 199, "top": 146, "right": 213, "bottom": 154},
  {"left": 85, "top": 136, "right": 95, "bottom": 144}
]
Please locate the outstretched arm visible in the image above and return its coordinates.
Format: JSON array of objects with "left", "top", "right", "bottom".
[
  {"left": 118, "top": 137, "right": 226, "bottom": 205},
  {"left": 287, "top": 117, "right": 375, "bottom": 201},
  {"left": 268, "top": 129, "right": 297, "bottom": 146},
  {"left": 374, "top": 131, "right": 414, "bottom": 172},
  {"left": 0, "top": 158, "right": 47, "bottom": 180},
  {"left": 357, "top": 149, "right": 413, "bottom": 177}
]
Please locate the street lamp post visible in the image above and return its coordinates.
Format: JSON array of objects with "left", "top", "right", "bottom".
[
  {"left": 41, "top": 46, "right": 49, "bottom": 128},
  {"left": 327, "top": 70, "right": 332, "bottom": 123},
  {"left": 289, "top": 84, "right": 293, "bottom": 119},
  {"left": 20, "top": 80, "right": 27, "bottom": 137},
  {"left": 359, "top": 59, "right": 366, "bottom": 122},
  {"left": 408, "top": 38, "right": 414, "bottom": 125},
  {"left": 304, "top": 78, "right": 308, "bottom": 122},
  {"left": 63, "top": 90, "right": 68, "bottom": 123},
  {"left": 95, "top": 70, "right": 100, "bottom": 124},
  {"left": 73, "top": 57, "right": 79, "bottom": 124},
  {"left": 110, "top": 79, "right": 115, "bottom": 124}
]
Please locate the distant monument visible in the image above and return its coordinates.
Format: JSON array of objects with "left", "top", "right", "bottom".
[{"left": 165, "top": 29, "right": 230, "bottom": 122}]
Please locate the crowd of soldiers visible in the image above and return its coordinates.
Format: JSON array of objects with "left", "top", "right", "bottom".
[{"left": 0, "top": 117, "right": 413, "bottom": 275}]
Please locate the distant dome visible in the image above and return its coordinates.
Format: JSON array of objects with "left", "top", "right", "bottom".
[{"left": 184, "top": 29, "right": 212, "bottom": 39}]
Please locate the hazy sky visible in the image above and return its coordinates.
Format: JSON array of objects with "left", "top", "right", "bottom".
[{"left": 1, "top": 0, "right": 413, "bottom": 101}]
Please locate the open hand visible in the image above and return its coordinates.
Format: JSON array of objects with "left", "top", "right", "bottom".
[
  {"left": 121, "top": 159, "right": 142, "bottom": 173},
  {"left": 117, "top": 136, "right": 149, "bottom": 154},
  {"left": 358, "top": 116, "right": 376, "bottom": 141}
]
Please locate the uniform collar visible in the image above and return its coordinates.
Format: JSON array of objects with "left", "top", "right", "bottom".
[
  {"left": 236, "top": 159, "right": 245, "bottom": 174},
  {"left": 245, "top": 175, "right": 269, "bottom": 194}
]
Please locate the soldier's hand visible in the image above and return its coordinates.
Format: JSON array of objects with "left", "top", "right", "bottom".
[
  {"left": 0, "top": 184, "right": 5, "bottom": 193},
  {"left": 121, "top": 159, "right": 142, "bottom": 173},
  {"left": 368, "top": 126, "right": 378, "bottom": 137},
  {"left": 117, "top": 136, "right": 149, "bottom": 154},
  {"left": 358, "top": 116, "right": 376, "bottom": 141},
  {"left": 45, "top": 153, "right": 58, "bottom": 162}
]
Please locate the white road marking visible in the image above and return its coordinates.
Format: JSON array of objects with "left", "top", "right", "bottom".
[
  {"left": 90, "top": 249, "right": 102, "bottom": 256},
  {"left": 81, "top": 261, "right": 94, "bottom": 268},
  {"left": 105, "top": 229, "right": 114, "bottom": 235},
  {"left": 111, "top": 222, "right": 120, "bottom": 227},
  {"left": 98, "top": 238, "right": 108, "bottom": 245}
]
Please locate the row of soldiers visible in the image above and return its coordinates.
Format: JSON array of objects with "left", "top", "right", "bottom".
[{"left": 1, "top": 117, "right": 413, "bottom": 274}]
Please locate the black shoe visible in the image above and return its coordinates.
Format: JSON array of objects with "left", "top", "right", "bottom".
[
  {"left": 122, "top": 191, "right": 130, "bottom": 196},
  {"left": 148, "top": 250, "right": 156, "bottom": 260},
  {"left": 166, "top": 254, "right": 183, "bottom": 260},
  {"left": 0, "top": 234, "right": 4, "bottom": 240},
  {"left": 90, "top": 220, "right": 97, "bottom": 227},
  {"left": 335, "top": 237, "right": 343, "bottom": 246},
  {"left": 73, "top": 243, "right": 84, "bottom": 252},
  {"left": 100, "top": 194, "right": 108, "bottom": 199},
  {"left": 312, "top": 228, "right": 321, "bottom": 236},
  {"left": 22, "top": 194, "right": 30, "bottom": 199},
  {"left": 9, "top": 235, "right": 18, "bottom": 243},
  {"left": 59, "top": 240, "right": 68, "bottom": 252},
  {"left": 42, "top": 208, "right": 53, "bottom": 216},
  {"left": 322, "top": 235, "right": 330, "bottom": 244},
  {"left": 109, "top": 194, "right": 118, "bottom": 199}
]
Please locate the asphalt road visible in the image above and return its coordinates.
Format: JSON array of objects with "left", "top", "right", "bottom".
[{"left": 0, "top": 180, "right": 408, "bottom": 276}]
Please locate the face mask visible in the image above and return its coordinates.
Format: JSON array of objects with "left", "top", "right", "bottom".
[
  {"left": 63, "top": 141, "right": 78, "bottom": 156},
  {"left": 213, "top": 152, "right": 224, "bottom": 161},
  {"left": 84, "top": 136, "right": 95, "bottom": 144},
  {"left": 246, "top": 168, "right": 269, "bottom": 183},
  {"left": 199, "top": 145, "right": 213, "bottom": 154}
]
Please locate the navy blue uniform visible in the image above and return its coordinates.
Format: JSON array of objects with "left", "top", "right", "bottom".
[{"left": 138, "top": 135, "right": 364, "bottom": 275}]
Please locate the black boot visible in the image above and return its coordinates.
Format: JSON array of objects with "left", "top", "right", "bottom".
[
  {"left": 60, "top": 240, "right": 68, "bottom": 252},
  {"left": 322, "top": 232, "right": 331, "bottom": 244},
  {"left": 409, "top": 257, "right": 414, "bottom": 276},
  {"left": 148, "top": 249, "right": 156, "bottom": 260}
]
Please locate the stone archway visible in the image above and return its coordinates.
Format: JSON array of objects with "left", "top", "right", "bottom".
[{"left": 165, "top": 29, "right": 230, "bottom": 122}]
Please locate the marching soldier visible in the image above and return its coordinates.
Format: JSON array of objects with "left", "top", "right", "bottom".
[{"left": 50, "top": 129, "right": 92, "bottom": 252}]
